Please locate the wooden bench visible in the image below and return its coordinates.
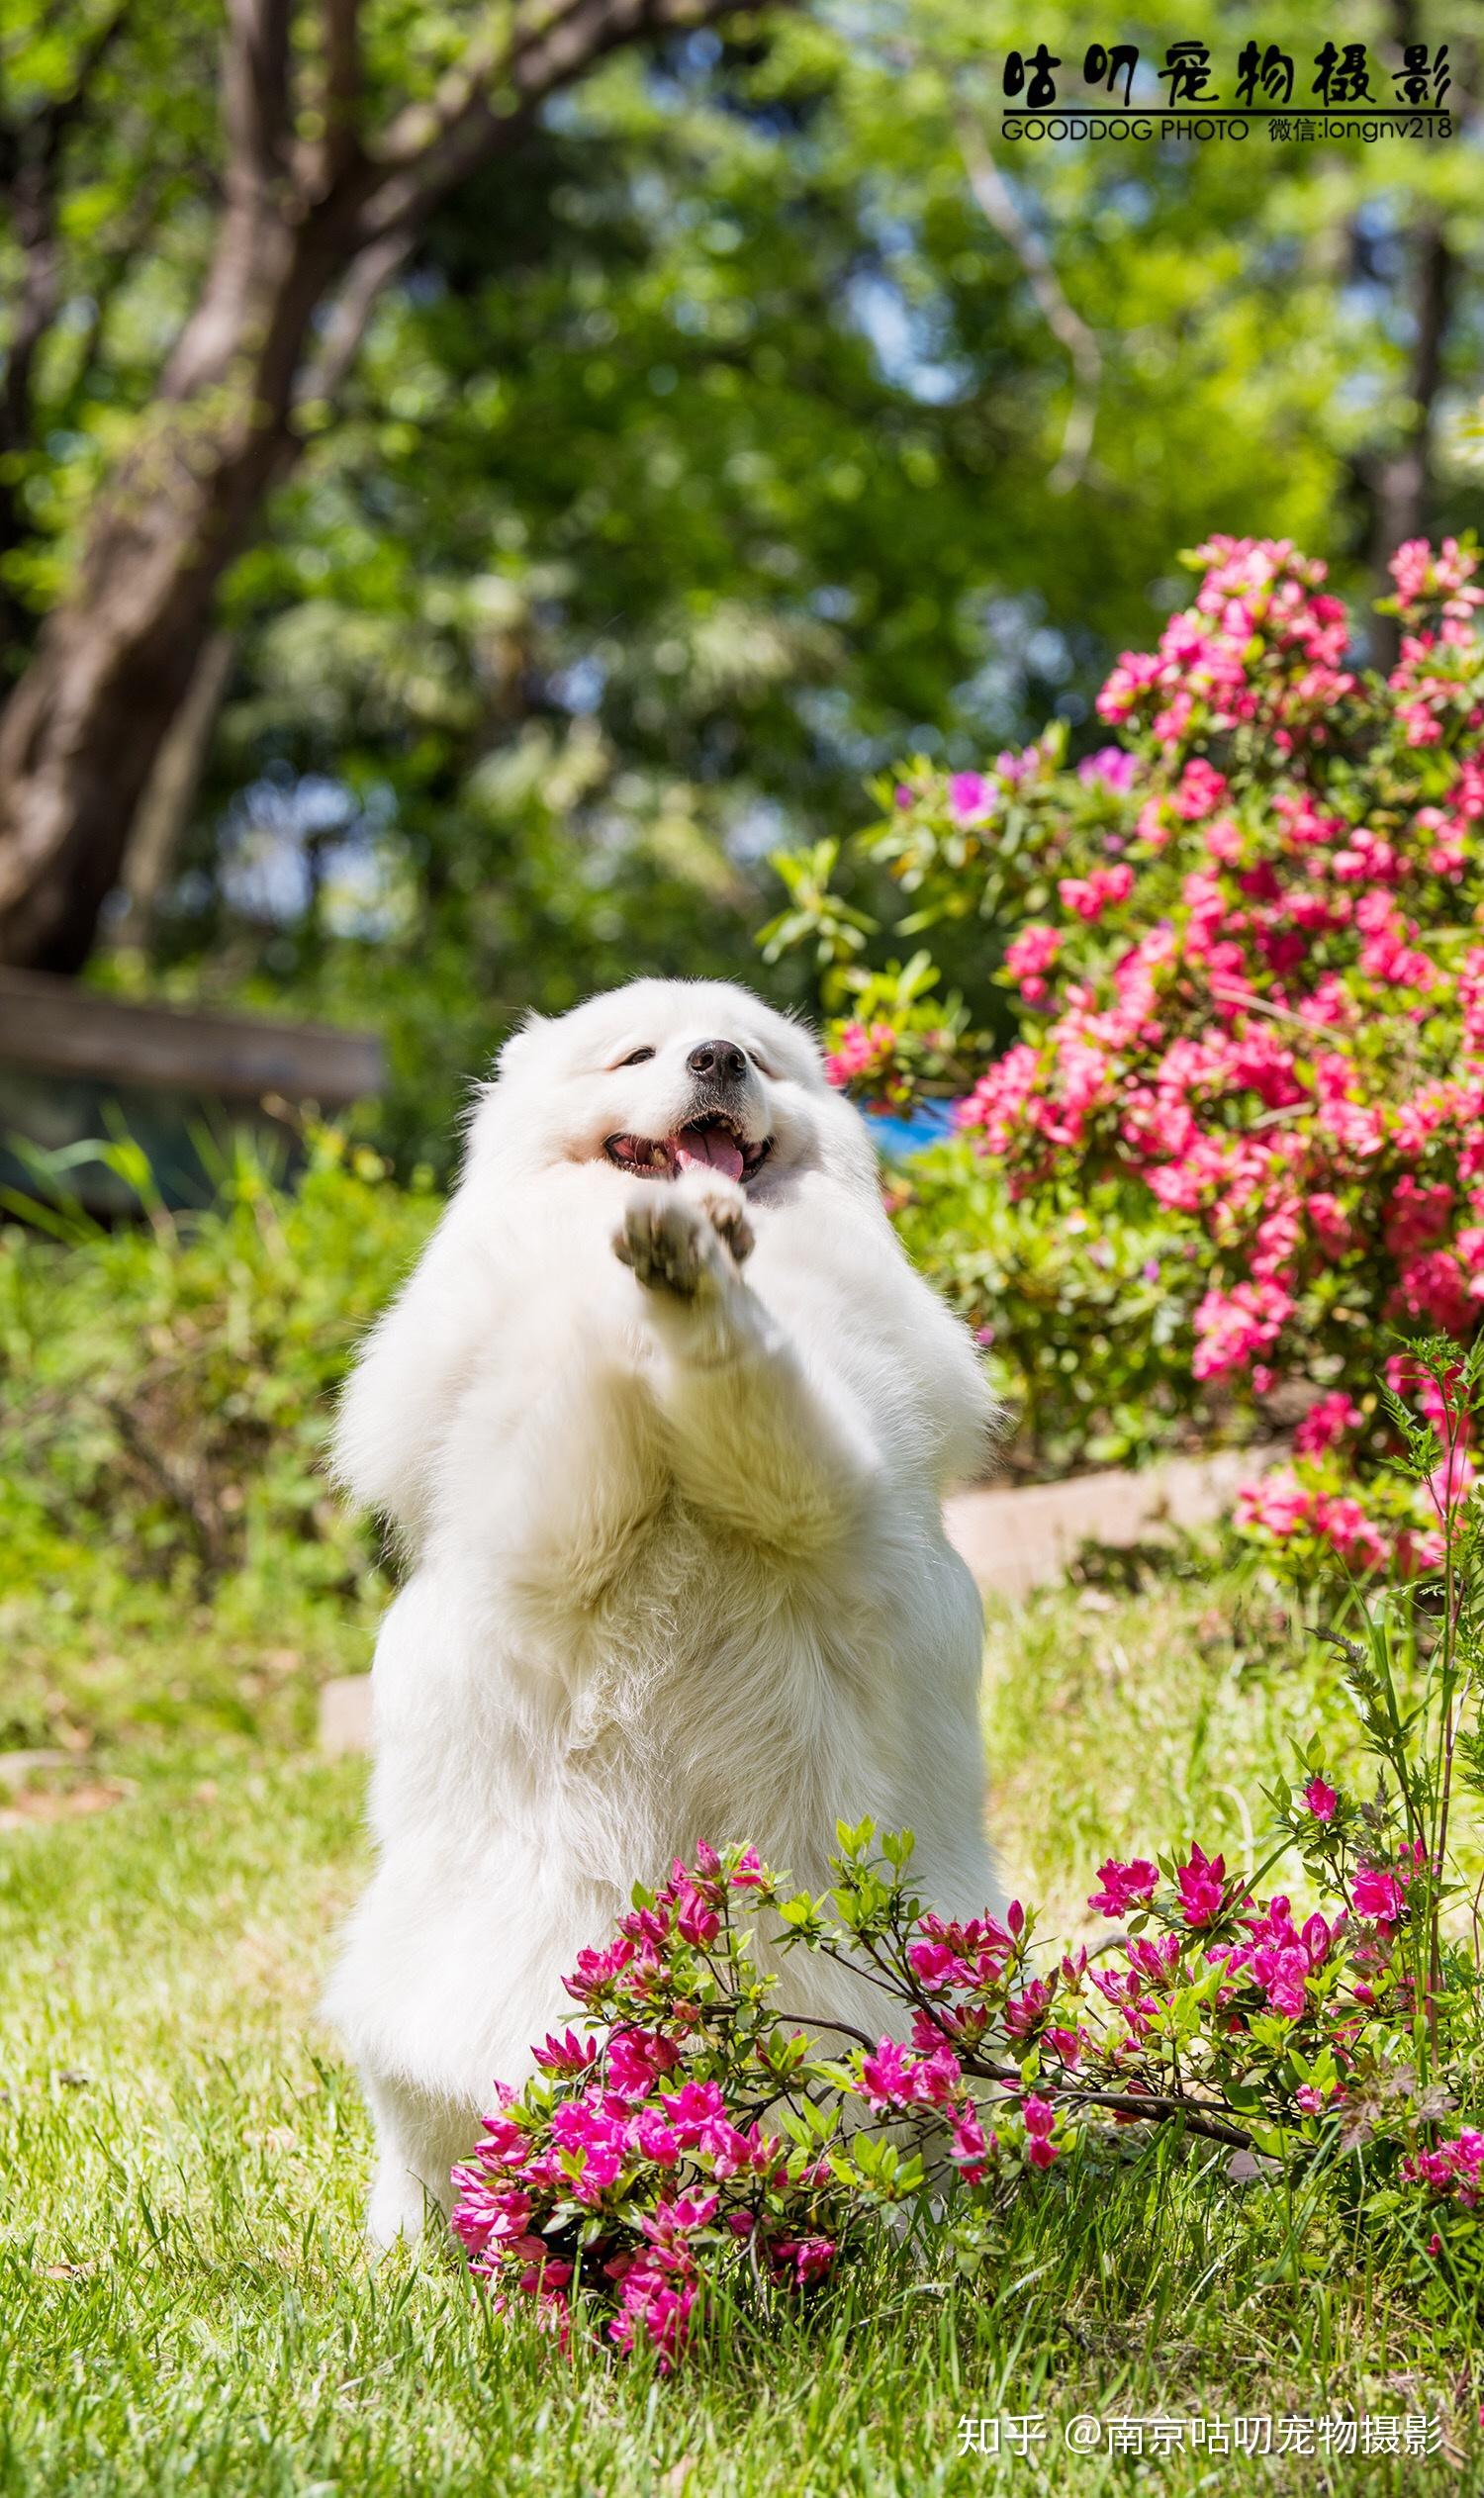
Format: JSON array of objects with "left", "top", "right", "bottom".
[{"left": 0, "top": 969, "right": 384, "bottom": 1214}]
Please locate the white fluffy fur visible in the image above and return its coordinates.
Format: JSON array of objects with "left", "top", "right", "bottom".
[{"left": 324, "top": 977, "right": 999, "bottom": 2246}]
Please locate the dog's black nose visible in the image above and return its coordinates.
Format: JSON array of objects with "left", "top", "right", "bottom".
[{"left": 687, "top": 1038, "right": 747, "bottom": 1086}]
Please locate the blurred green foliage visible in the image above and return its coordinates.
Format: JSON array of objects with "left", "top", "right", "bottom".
[
  {"left": 0, "top": 1133, "right": 435, "bottom": 1755},
  {"left": 5, "top": 0, "right": 1483, "bottom": 1157}
]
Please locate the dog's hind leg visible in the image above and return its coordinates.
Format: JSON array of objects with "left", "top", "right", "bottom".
[{"left": 361, "top": 2070, "right": 475, "bottom": 2253}]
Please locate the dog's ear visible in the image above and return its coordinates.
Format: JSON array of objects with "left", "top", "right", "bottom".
[{"left": 495, "top": 1012, "right": 549, "bottom": 1076}]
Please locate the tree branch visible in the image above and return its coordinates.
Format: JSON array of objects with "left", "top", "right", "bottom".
[
  {"left": 224, "top": 0, "right": 295, "bottom": 191},
  {"left": 355, "top": 0, "right": 771, "bottom": 244},
  {"left": 1364, "top": 223, "right": 1456, "bottom": 641},
  {"left": 111, "top": 628, "right": 236, "bottom": 952},
  {"left": 1, "top": 163, "right": 63, "bottom": 457},
  {"left": 51, "top": 175, "right": 173, "bottom": 426},
  {"left": 0, "top": 2, "right": 138, "bottom": 652},
  {"left": 0, "top": 0, "right": 137, "bottom": 456},
  {"left": 293, "top": 228, "right": 413, "bottom": 414},
  {"left": 317, "top": 0, "right": 363, "bottom": 183},
  {"left": 955, "top": 103, "right": 1101, "bottom": 493},
  {"left": 37, "top": 0, "right": 137, "bottom": 150}
]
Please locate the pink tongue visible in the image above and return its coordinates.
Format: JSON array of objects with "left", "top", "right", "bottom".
[{"left": 676, "top": 1125, "right": 745, "bottom": 1182}]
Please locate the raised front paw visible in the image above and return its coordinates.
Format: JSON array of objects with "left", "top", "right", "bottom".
[
  {"left": 676, "top": 1170, "right": 754, "bottom": 1268},
  {"left": 614, "top": 1189, "right": 747, "bottom": 1300},
  {"left": 614, "top": 1192, "right": 710, "bottom": 1298}
]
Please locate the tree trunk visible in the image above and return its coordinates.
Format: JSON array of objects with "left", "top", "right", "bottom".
[
  {"left": 1367, "top": 222, "right": 1453, "bottom": 665},
  {"left": 110, "top": 630, "right": 238, "bottom": 954},
  {"left": 0, "top": 183, "right": 355, "bottom": 971}
]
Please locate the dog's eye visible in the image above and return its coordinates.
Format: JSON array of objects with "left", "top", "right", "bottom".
[{"left": 617, "top": 1047, "right": 654, "bottom": 1066}]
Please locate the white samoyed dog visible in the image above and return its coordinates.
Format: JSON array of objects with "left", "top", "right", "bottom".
[{"left": 325, "top": 976, "right": 998, "bottom": 2245}]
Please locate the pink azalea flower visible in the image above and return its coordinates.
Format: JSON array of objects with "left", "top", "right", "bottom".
[
  {"left": 949, "top": 770, "right": 994, "bottom": 823},
  {"left": 533, "top": 2027, "right": 600, "bottom": 2076},
  {"left": 1235, "top": 1468, "right": 1312, "bottom": 1539},
  {"left": 565, "top": 1935, "right": 637, "bottom": 2000},
  {"left": 1087, "top": 1858, "right": 1159, "bottom": 1918},
  {"left": 948, "top": 2099, "right": 991, "bottom": 2182},
  {"left": 1303, "top": 1775, "right": 1338, "bottom": 1823},
  {"left": 907, "top": 1936, "right": 962, "bottom": 1989},
  {"left": 769, "top": 2235, "right": 837, "bottom": 2287},
  {"left": 674, "top": 1883, "right": 721, "bottom": 1947},
  {"left": 1077, "top": 745, "right": 1140, "bottom": 792},
  {"left": 1352, "top": 1866, "right": 1406, "bottom": 1926},
  {"left": 1021, "top": 2095, "right": 1061, "bottom": 2167},
  {"left": 1384, "top": 1174, "right": 1454, "bottom": 1258},
  {"left": 1314, "top": 1495, "right": 1388, "bottom": 1575},
  {"left": 1175, "top": 1843, "right": 1226, "bottom": 1928},
  {"left": 606, "top": 2027, "right": 681, "bottom": 2100},
  {"left": 1059, "top": 865, "right": 1137, "bottom": 923},
  {"left": 858, "top": 2038, "right": 916, "bottom": 2109},
  {"left": 608, "top": 2260, "right": 698, "bottom": 2369},
  {"left": 1002, "top": 1979, "right": 1053, "bottom": 2038},
  {"left": 1003, "top": 924, "right": 1063, "bottom": 1003},
  {"left": 630, "top": 2107, "right": 681, "bottom": 2165},
  {"left": 1293, "top": 1395, "right": 1362, "bottom": 1457}
]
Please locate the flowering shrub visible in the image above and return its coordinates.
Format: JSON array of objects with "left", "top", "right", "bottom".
[
  {"left": 454, "top": 1344, "right": 1484, "bottom": 2368},
  {"left": 886, "top": 1150, "right": 1214, "bottom": 1476},
  {"left": 779, "top": 538, "right": 1484, "bottom": 1546}
]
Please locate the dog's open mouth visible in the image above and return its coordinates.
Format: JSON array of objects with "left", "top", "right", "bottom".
[{"left": 604, "top": 1114, "right": 771, "bottom": 1187}]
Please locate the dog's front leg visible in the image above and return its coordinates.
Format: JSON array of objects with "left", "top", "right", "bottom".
[
  {"left": 615, "top": 1181, "right": 876, "bottom": 1555},
  {"left": 501, "top": 1359, "right": 670, "bottom": 1624}
]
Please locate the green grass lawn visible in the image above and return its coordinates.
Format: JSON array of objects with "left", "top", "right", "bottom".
[{"left": 2, "top": 1553, "right": 1480, "bottom": 2494}]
